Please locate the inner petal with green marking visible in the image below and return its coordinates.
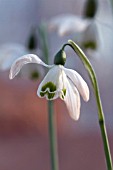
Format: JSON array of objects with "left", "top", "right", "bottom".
[
  {"left": 61, "top": 88, "right": 66, "bottom": 99},
  {"left": 82, "top": 41, "right": 97, "bottom": 50},
  {"left": 41, "top": 82, "right": 57, "bottom": 92},
  {"left": 40, "top": 82, "right": 57, "bottom": 99},
  {"left": 40, "top": 82, "right": 67, "bottom": 100}
]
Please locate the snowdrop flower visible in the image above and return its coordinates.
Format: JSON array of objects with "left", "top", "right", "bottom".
[
  {"left": 49, "top": 0, "right": 98, "bottom": 37},
  {"left": 0, "top": 43, "right": 28, "bottom": 70},
  {"left": 48, "top": 14, "right": 91, "bottom": 37},
  {"left": 79, "top": 21, "right": 100, "bottom": 55},
  {"left": 9, "top": 50, "right": 89, "bottom": 120},
  {"left": 0, "top": 28, "right": 45, "bottom": 80},
  {"left": 0, "top": 43, "right": 42, "bottom": 79},
  {"left": 48, "top": 0, "right": 100, "bottom": 55},
  {"left": 49, "top": 14, "right": 102, "bottom": 59}
]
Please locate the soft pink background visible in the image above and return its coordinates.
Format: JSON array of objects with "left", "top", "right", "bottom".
[{"left": 0, "top": 0, "right": 113, "bottom": 169}]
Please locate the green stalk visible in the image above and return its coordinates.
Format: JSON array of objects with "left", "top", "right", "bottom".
[
  {"left": 38, "top": 22, "right": 49, "bottom": 64},
  {"left": 48, "top": 101, "right": 59, "bottom": 170},
  {"left": 110, "top": 0, "right": 113, "bottom": 12},
  {"left": 39, "top": 23, "right": 59, "bottom": 170},
  {"left": 62, "top": 40, "right": 113, "bottom": 170}
]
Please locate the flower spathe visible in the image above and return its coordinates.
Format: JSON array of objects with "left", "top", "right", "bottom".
[{"left": 9, "top": 54, "right": 89, "bottom": 120}]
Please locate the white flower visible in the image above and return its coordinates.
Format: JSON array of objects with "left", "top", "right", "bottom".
[
  {"left": 48, "top": 14, "right": 101, "bottom": 58},
  {"left": 0, "top": 43, "right": 42, "bottom": 79},
  {"left": 9, "top": 54, "right": 89, "bottom": 121},
  {"left": 48, "top": 14, "right": 91, "bottom": 36},
  {"left": 0, "top": 43, "right": 27, "bottom": 70},
  {"left": 79, "top": 20, "right": 100, "bottom": 56}
]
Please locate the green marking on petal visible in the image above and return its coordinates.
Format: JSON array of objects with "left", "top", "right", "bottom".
[
  {"left": 61, "top": 88, "right": 66, "bottom": 99},
  {"left": 62, "top": 88, "right": 66, "bottom": 96},
  {"left": 40, "top": 82, "right": 56, "bottom": 99},
  {"left": 30, "top": 71, "right": 40, "bottom": 80},
  {"left": 48, "top": 92, "right": 55, "bottom": 99},
  {"left": 40, "top": 91, "right": 56, "bottom": 99},
  {"left": 82, "top": 41, "right": 97, "bottom": 50},
  {"left": 40, "top": 91, "right": 46, "bottom": 97},
  {"left": 41, "top": 82, "right": 56, "bottom": 92}
]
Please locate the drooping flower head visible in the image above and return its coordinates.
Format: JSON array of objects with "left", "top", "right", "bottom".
[
  {"left": 9, "top": 45, "right": 89, "bottom": 121},
  {"left": 48, "top": 0, "right": 100, "bottom": 55},
  {"left": 48, "top": 0, "right": 98, "bottom": 35},
  {"left": 0, "top": 28, "right": 41, "bottom": 80}
]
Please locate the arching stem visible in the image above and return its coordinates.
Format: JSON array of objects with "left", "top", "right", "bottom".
[{"left": 62, "top": 40, "right": 113, "bottom": 170}]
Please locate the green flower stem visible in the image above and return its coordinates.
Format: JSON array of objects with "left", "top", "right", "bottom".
[
  {"left": 48, "top": 101, "right": 59, "bottom": 170},
  {"left": 38, "top": 23, "right": 49, "bottom": 64},
  {"left": 110, "top": 0, "right": 113, "bottom": 12},
  {"left": 62, "top": 40, "right": 113, "bottom": 170},
  {"left": 39, "top": 23, "right": 59, "bottom": 170}
]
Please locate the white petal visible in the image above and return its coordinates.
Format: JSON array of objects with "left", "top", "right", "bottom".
[
  {"left": 0, "top": 43, "right": 27, "bottom": 70},
  {"left": 9, "top": 54, "right": 52, "bottom": 79},
  {"left": 80, "top": 21, "right": 98, "bottom": 46},
  {"left": 63, "top": 67, "right": 89, "bottom": 101},
  {"left": 20, "top": 63, "right": 45, "bottom": 79},
  {"left": 48, "top": 14, "right": 91, "bottom": 36},
  {"left": 59, "top": 17, "right": 91, "bottom": 36},
  {"left": 48, "top": 14, "right": 69, "bottom": 31},
  {"left": 37, "top": 65, "right": 64, "bottom": 100},
  {"left": 64, "top": 77, "right": 81, "bottom": 120}
]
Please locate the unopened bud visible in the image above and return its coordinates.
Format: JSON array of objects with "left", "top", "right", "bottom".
[
  {"left": 27, "top": 31, "right": 38, "bottom": 50},
  {"left": 83, "top": 0, "right": 98, "bottom": 18}
]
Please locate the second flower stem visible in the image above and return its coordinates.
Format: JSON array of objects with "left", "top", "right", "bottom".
[
  {"left": 39, "top": 22, "right": 59, "bottom": 170},
  {"left": 48, "top": 101, "right": 59, "bottom": 170}
]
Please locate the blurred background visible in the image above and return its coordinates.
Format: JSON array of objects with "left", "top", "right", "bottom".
[{"left": 0, "top": 0, "right": 113, "bottom": 169}]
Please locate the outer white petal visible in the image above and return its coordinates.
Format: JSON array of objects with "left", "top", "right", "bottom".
[
  {"left": 64, "top": 76, "right": 81, "bottom": 120},
  {"left": 9, "top": 54, "right": 52, "bottom": 79},
  {"left": 37, "top": 65, "right": 64, "bottom": 100},
  {"left": 63, "top": 67, "right": 89, "bottom": 102},
  {"left": 48, "top": 14, "right": 91, "bottom": 36},
  {"left": 79, "top": 20, "right": 99, "bottom": 48},
  {"left": 83, "top": 21, "right": 98, "bottom": 42},
  {"left": 59, "top": 17, "right": 91, "bottom": 36},
  {"left": 48, "top": 14, "right": 71, "bottom": 31},
  {"left": 0, "top": 43, "right": 27, "bottom": 70},
  {"left": 20, "top": 62, "right": 45, "bottom": 79}
]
